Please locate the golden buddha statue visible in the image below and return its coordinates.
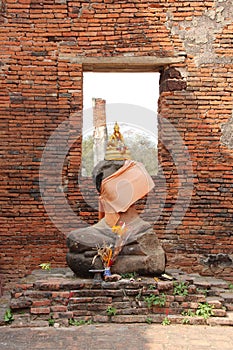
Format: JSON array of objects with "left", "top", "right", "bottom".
[
  {"left": 105, "top": 122, "right": 131, "bottom": 161},
  {"left": 109, "top": 122, "right": 124, "bottom": 144}
]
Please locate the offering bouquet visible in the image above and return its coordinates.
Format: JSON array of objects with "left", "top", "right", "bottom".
[{"left": 92, "top": 222, "right": 131, "bottom": 278}]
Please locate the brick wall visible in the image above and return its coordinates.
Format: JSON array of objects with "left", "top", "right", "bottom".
[{"left": 1, "top": 0, "right": 233, "bottom": 287}]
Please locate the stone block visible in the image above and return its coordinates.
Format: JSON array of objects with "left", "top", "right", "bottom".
[
  {"left": 69, "top": 297, "right": 93, "bottom": 304},
  {"left": 125, "top": 289, "right": 142, "bottom": 296},
  {"left": 206, "top": 298, "right": 223, "bottom": 309},
  {"left": 10, "top": 297, "right": 32, "bottom": 310},
  {"left": 174, "top": 295, "right": 185, "bottom": 302},
  {"left": 220, "top": 292, "right": 233, "bottom": 303},
  {"left": 118, "top": 307, "right": 149, "bottom": 315},
  {"left": 212, "top": 309, "right": 227, "bottom": 317},
  {"left": 53, "top": 311, "right": 73, "bottom": 319},
  {"left": 111, "top": 315, "right": 148, "bottom": 323},
  {"left": 92, "top": 315, "right": 109, "bottom": 323},
  {"left": 92, "top": 296, "right": 113, "bottom": 303},
  {"left": 31, "top": 307, "right": 50, "bottom": 314},
  {"left": 157, "top": 281, "right": 173, "bottom": 291},
  {"left": 87, "top": 303, "right": 110, "bottom": 312},
  {"left": 32, "top": 300, "right": 51, "bottom": 307},
  {"left": 225, "top": 303, "right": 233, "bottom": 311},
  {"left": 111, "top": 301, "right": 132, "bottom": 309},
  {"left": 207, "top": 317, "right": 233, "bottom": 326},
  {"left": 50, "top": 305, "right": 68, "bottom": 312}
]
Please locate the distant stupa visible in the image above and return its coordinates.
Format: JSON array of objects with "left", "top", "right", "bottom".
[{"left": 92, "top": 98, "right": 108, "bottom": 166}]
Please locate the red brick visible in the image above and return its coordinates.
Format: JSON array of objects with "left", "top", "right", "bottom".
[
  {"left": 32, "top": 300, "right": 51, "bottom": 307},
  {"left": 31, "top": 307, "right": 50, "bottom": 314},
  {"left": 51, "top": 305, "right": 68, "bottom": 312}
]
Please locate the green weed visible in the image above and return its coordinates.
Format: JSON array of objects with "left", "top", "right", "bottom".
[
  {"left": 162, "top": 317, "right": 171, "bottom": 326},
  {"left": 106, "top": 306, "right": 117, "bottom": 316},
  {"left": 196, "top": 302, "right": 214, "bottom": 319},
  {"left": 148, "top": 284, "right": 156, "bottom": 290},
  {"left": 181, "top": 309, "right": 195, "bottom": 317},
  {"left": 182, "top": 318, "right": 190, "bottom": 324},
  {"left": 69, "top": 319, "right": 93, "bottom": 326},
  {"left": 144, "top": 293, "right": 166, "bottom": 308},
  {"left": 121, "top": 272, "right": 137, "bottom": 279},
  {"left": 4, "top": 309, "right": 14, "bottom": 324},
  {"left": 145, "top": 317, "right": 153, "bottom": 324},
  {"left": 48, "top": 314, "right": 55, "bottom": 327},
  {"left": 173, "top": 281, "right": 188, "bottom": 296},
  {"left": 196, "top": 288, "right": 208, "bottom": 297}
]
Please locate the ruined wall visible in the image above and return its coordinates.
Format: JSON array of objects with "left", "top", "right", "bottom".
[{"left": 1, "top": 0, "right": 233, "bottom": 287}]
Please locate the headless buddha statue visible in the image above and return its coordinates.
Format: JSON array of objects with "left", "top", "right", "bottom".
[{"left": 66, "top": 124, "right": 165, "bottom": 277}]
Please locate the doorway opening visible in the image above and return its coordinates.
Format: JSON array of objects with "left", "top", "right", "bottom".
[{"left": 82, "top": 72, "right": 160, "bottom": 177}]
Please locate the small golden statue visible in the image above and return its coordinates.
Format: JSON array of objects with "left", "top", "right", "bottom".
[
  {"left": 109, "top": 122, "right": 124, "bottom": 144},
  {"left": 105, "top": 122, "right": 131, "bottom": 161}
]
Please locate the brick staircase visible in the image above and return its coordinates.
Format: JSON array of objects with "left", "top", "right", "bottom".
[{"left": 1, "top": 268, "right": 233, "bottom": 327}]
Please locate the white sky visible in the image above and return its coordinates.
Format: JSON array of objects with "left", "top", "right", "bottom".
[{"left": 83, "top": 72, "right": 160, "bottom": 139}]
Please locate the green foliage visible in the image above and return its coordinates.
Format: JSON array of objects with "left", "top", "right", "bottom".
[
  {"left": 196, "top": 303, "right": 214, "bottom": 319},
  {"left": 4, "top": 309, "right": 14, "bottom": 324},
  {"left": 48, "top": 315, "right": 55, "bottom": 327},
  {"left": 182, "top": 304, "right": 214, "bottom": 320},
  {"left": 196, "top": 288, "right": 208, "bottom": 297},
  {"left": 121, "top": 272, "right": 137, "bottom": 279},
  {"left": 173, "top": 282, "right": 189, "bottom": 296},
  {"left": 125, "top": 134, "right": 158, "bottom": 175},
  {"left": 181, "top": 309, "right": 195, "bottom": 317},
  {"left": 39, "top": 262, "right": 51, "bottom": 271},
  {"left": 148, "top": 284, "right": 156, "bottom": 290},
  {"left": 145, "top": 317, "right": 153, "bottom": 324},
  {"left": 69, "top": 318, "right": 93, "bottom": 326},
  {"left": 106, "top": 306, "right": 117, "bottom": 316},
  {"left": 182, "top": 318, "right": 190, "bottom": 325},
  {"left": 144, "top": 293, "right": 166, "bottom": 308},
  {"left": 228, "top": 283, "right": 233, "bottom": 290},
  {"left": 162, "top": 317, "right": 171, "bottom": 326}
]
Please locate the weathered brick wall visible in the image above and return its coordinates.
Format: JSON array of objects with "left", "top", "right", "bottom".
[{"left": 1, "top": 0, "right": 233, "bottom": 287}]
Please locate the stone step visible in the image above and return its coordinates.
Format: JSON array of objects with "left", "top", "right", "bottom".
[
  {"left": 206, "top": 296, "right": 224, "bottom": 308},
  {"left": 196, "top": 279, "right": 229, "bottom": 289},
  {"left": 220, "top": 291, "right": 233, "bottom": 303},
  {"left": 2, "top": 269, "right": 233, "bottom": 328},
  {"left": 207, "top": 312, "right": 233, "bottom": 326},
  {"left": 225, "top": 303, "right": 233, "bottom": 311}
]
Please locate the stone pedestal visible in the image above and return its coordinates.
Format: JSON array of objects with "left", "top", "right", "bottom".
[{"left": 66, "top": 217, "right": 165, "bottom": 277}]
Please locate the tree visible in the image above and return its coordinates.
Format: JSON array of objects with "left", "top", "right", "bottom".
[{"left": 125, "top": 134, "right": 158, "bottom": 175}]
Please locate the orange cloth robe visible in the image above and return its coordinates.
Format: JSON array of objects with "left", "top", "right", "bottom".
[{"left": 99, "top": 160, "right": 154, "bottom": 226}]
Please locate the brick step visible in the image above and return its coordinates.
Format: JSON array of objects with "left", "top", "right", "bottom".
[
  {"left": 225, "top": 303, "right": 233, "bottom": 311},
  {"left": 207, "top": 311, "right": 233, "bottom": 326},
  {"left": 220, "top": 292, "right": 233, "bottom": 303},
  {"left": 2, "top": 269, "right": 233, "bottom": 327}
]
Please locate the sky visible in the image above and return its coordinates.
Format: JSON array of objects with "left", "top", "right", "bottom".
[{"left": 83, "top": 72, "right": 160, "bottom": 140}]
